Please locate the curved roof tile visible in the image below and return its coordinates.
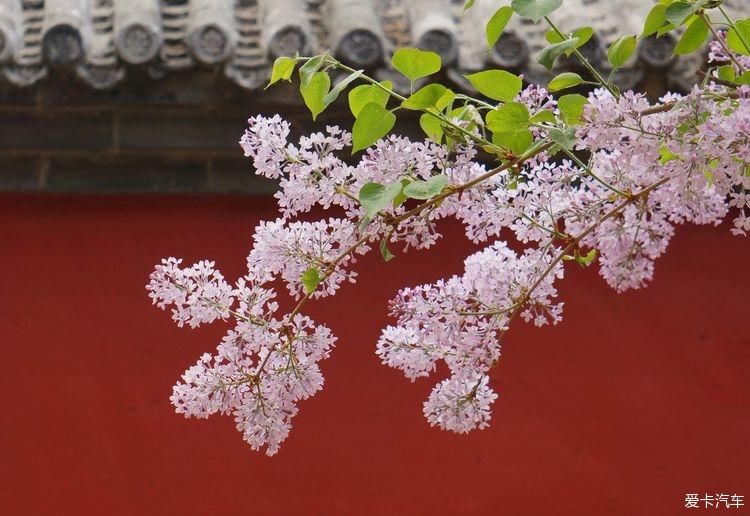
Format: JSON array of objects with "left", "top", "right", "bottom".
[{"left": 0, "top": 0, "right": 747, "bottom": 92}]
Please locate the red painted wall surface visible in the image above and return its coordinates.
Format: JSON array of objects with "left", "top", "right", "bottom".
[{"left": 1, "top": 195, "right": 748, "bottom": 515}]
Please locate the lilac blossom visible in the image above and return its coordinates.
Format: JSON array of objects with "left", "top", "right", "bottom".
[
  {"left": 147, "top": 258, "right": 234, "bottom": 328},
  {"left": 151, "top": 75, "right": 750, "bottom": 454},
  {"left": 423, "top": 374, "right": 498, "bottom": 434},
  {"left": 247, "top": 217, "right": 367, "bottom": 298},
  {"left": 148, "top": 259, "right": 337, "bottom": 455}
]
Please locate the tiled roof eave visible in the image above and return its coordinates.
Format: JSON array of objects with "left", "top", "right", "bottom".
[{"left": 0, "top": 0, "right": 747, "bottom": 94}]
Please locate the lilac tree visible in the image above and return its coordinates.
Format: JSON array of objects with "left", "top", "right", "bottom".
[{"left": 148, "top": 0, "right": 750, "bottom": 455}]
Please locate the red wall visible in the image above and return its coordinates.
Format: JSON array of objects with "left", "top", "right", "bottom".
[{"left": 1, "top": 195, "right": 748, "bottom": 515}]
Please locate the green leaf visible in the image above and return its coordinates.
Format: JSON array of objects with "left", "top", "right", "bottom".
[
  {"left": 402, "top": 84, "right": 449, "bottom": 110},
  {"left": 640, "top": 4, "right": 667, "bottom": 38},
  {"left": 486, "top": 102, "right": 532, "bottom": 155},
  {"left": 352, "top": 103, "right": 396, "bottom": 153},
  {"left": 419, "top": 112, "right": 444, "bottom": 142},
  {"left": 436, "top": 89, "right": 456, "bottom": 110},
  {"left": 392, "top": 178, "right": 411, "bottom": 207},
  {"left": 268, "top": 56, "right": 296, "bottom": 88},
  {"left": 348, "top": 81, "right": 392, "bottom": 117},
  {"left": 575, "top": 248, "right": 597, "bottom": 267},
  {"left": 486, "top": 6, "right": 514, "bottom": 48},
  {"left": 656, "top": 23, "right": 677, "bottom": 38},
  {"left": 380, "top": 239, "right": 395, "bottom": 261},
  {"left": 403, "top": 175, "right": 448, "bottom": 200},
  {"left": 537, "top": 38, "right": 580, "bottom": 69},
  {"left": 463, "top": 0, "right": 475, "bottom": 11},
  {"left": 391, "top": 48, "right": 442, "bottom": 82},
  {"left": 548, "top": 72, "right": 583, "bottom": 92},
  {"left": 486, "top": 102, "right": 530, "bottom": 132},
  {"left": 737, "top": 71, "right": 750, "bottom": 85},
  {"left": 727, "top": 19, "right": 750, "bottom": 56},
  {"left": 300, "top": 71, "right": 331, "bottom": 120},
  {"left": 716, "top": 64, "right": 737, "bottom": 83},
  {"left": 449, "top": 104, "right": 483, "bottom": 126},
  {"left": 549, "top": 127, "right": 577, "bottom": 150},
  {"left": 545, "top": 27, "right": 593, "bottom": 53},
  {"left": 665, "top": 1, "right": 702, "bottom": 28},
  {"left": 444, "top": 105, "right": 481, "bottom": 148},
  {"left": 658, "top": 144, "right": 678, "bottom": 165},
  {"left": 464, "top": 70, "right": 523, "bottom": 102},
  {"left": 298, "top": 53, "right": 326, "bottom": 89},
  {"left": 572, "top": 27, "right": 594, "bottom": 49},
  {"left": 674, "top": 17, "right": 709, "bottom": 55},
  {"left": 607, "top": 35, "right": 637, "bottom": 69},
  {"left": 557, "top": 93, "right": 588, "bottom": 125},
  {"left": 359, "top": 181, "right": 404, "bottom": 219},
  {"left": 492, "top": 129, "right": 533, "bottom": 155},
  {"left": 703, "top": 168, "right": 715, "bottom": 187},
  {"left": 323, "top": 70, "right": 363, "bottom": 105},
  {"left": 445, "top": 104, "right": 484, "bottom": 146},
  {"left": 510, "top": 0, "right": 562, "bottom": 23},
  {"left": 529, "top": 109, "right": 556, "bottom": 124},
  {"left": 301, "top": 267, "right": 321, "bottom": 294}
]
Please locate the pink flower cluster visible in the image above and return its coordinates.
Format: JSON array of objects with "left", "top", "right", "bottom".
[
  {"left": 576, "top": 87, "right": 750, "bottom": 288},
  {"left": 247, "top": 217, "right": 366, "bottom": 299},
  {"left": 378, "top": 242, "right": 563, "bottom": 431},
  {"left": 150, "top": 78, "right": 749, "bottom": 454},
  {"left": 149, "top": 262, "right": 336, "bottom": 455}
]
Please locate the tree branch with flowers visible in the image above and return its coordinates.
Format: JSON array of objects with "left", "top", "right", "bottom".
[{"left": 147, "top": 0, "right": 750, "bottom": 456}]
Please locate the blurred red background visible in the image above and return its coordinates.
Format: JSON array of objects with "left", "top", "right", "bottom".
[{"left": 1, "top": 195, "right": 748, "bottom": 515}]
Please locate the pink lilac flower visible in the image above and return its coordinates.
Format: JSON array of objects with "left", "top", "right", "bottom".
[
  {"left": 148, "top": 257, "right": 337, "bottom": 456},
  {"left": 147, "top": 258, "right": 234, "bottom": 328},
  {"left": 423, "top": 374, "right": 498, "bottom": 433},
  {"left": 152, "top": 77, "right": 750, "bottom": 454},
  {"left": 247, "top": 217, "right": 368, "bottom": 298}
]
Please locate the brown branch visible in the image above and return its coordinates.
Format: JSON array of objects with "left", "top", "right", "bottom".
[{"left": 503, "top": 176, "right": 671, "bottom": 329}]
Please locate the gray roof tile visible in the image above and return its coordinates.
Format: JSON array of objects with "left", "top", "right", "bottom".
[{"left": 0, "top": 0, "right": 747, "bottom": 92}]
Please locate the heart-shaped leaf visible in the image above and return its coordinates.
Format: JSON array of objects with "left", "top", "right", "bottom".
[
  {"left": 419, "top": 112, "right": 444, "bottom": 142},
  {"left": 511, "top": 0, "right": 562, "bottom": 22},
  {"left": 352, "top": 103, "right": 396, "bottom": 153},
  {"left": 464, "top": 70, "right": 523, "bottom": 102},
  {"left": 549, "top": 127, "right": 577, "bottom": 150},
  {"left": 403, "top": 175, "right": 448, "bottom": 200},
  {"left": 359, "top": 181, "right": 404, "bottom": 219},
  {"left": 486, "top": 6, "right": 514, "bottom": 48},
  {"left": 607, "top": 35, "right": 637, "bottom": 69},
  {"left": 537, "top": 38, "right": 580, "bottom": 69},
  {"left": 557, "top": 94, "right": 588, "bottom": 125},
  {"left": 545, "top": 27, "right": 593, "bottom": 51},
  {"left": 391, "top": 48, "right": 442, "bottom": 82},
  {"left": 674, "top": 17, "right": 708, "bottom": 55},
  {"left": 348, "top": 81, "right": 392, "bottom": 117},
  {"left": 268, "top": 56, "right": 296, "bottom": 88},
  {"left": 548, "top": 72, "right": 583, "bottom": 92},
  {"left": 300, "top": 71, "right": 331, "bottom": 120},
  {"left": 727, "top": 19, "right": 750, "bottom": 56},
  {"left": 402, "top": 84, "right": 449, "bottom": 110},
  {"left": 486, "top": 102, "right": 530, "bottom": 133},
  {"left": 640, "top": 4, "right": 667, "bottom": 38},
  {"left": 301, "top": 267, "right": 321, "bottom": 294},
  {"left": 665, "top": 1, "right": 700, "bottom": 28},
  {"left": 492, "top": 129, "right": 533, "bottom": 155}
]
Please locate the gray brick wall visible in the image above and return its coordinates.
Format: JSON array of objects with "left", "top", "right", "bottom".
[
  {"left": 0, "top": 71, "right": 326, "bottom": 194},
  {"left": 0, "top": 70, "right": 428, "bottom": 193}
]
